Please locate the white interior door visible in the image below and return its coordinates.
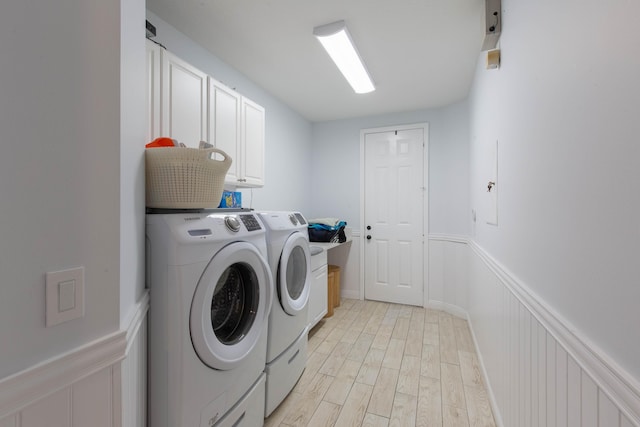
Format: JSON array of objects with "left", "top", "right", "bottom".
[{"left": 363, "top": 126, "right": 426, "bottom": 306}]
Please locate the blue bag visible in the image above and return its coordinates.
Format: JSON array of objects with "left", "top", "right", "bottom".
[{"left": 308, "top": 221, "right": 347, "bottom": 243}]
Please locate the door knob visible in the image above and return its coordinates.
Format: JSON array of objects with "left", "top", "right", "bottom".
[{"left": 366, "top": 235, "right": 371, "bottom": 240}]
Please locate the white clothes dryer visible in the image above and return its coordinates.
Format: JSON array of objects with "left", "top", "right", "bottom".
[
  {"left": 258, "top": 211, "right": 311, "bottom": 416},
  {"left": 146, "top": 211, "right": 273, "bottom": 427}
]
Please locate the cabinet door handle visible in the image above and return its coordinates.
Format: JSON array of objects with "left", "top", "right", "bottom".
[{"left": 366, "top": 235, "right": 371, "bottom": 240}]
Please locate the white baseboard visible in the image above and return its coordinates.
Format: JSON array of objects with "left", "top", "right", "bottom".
[
  {"left": 340, "top": 290, "right": 360, "bottom": 300},
  {"left": 425, "top": 299, "right": 468, "bottom": 319}
]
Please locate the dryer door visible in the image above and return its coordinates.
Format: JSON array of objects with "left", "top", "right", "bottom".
[
  {"left": 278, "top": 231, "right": 311, "bottom": 315},
  {"left": 190, "top": 242, "right": 273, "bottom": 371}
]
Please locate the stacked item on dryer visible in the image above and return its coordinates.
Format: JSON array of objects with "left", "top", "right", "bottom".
[
  {"left": 258, "top": 211, "right": 312, "bottom": 416},
  {"left": 146, "top": 210, "right": 273, "bottom": 427}
]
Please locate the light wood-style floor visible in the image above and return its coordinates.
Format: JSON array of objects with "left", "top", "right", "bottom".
[{"left": 265, "top": 298, "right": 496, "bottom": 427}]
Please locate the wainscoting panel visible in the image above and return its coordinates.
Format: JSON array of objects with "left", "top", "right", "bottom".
[
  {"left": 467, "top": 240, "right": 640, "bottom": 427},
  {"left": 120, "top": 292, "right": 148, "bottom": 427},
  {"left": 428, "top": 235, "right": 469, "bottom": 312},
  {"left": 0, "top": 292, "right": 148, "bottom": 427},
  {"left": 120, "top": 318, "right": 146, "bottom": 427},
  {"left": 21, "top": 387, "right": 70, "bottom": 427},
  {"left": 3, "top": 366, "right": 115, "bottom": 427},
  {"left": 72, "top": 368, "right": 114, "bottom": 427}
]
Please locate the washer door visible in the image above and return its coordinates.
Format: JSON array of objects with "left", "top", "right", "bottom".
[
  {"left": 278, "top": 231, "right": 311, "bottom": 315},
  {"left": 190, "top": 242, "right": 273, "bottom": 371}
]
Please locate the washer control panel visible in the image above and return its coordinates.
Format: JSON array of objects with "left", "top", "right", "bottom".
[{"left": 240, "top": 214, "right": 262, "bottom": 231}]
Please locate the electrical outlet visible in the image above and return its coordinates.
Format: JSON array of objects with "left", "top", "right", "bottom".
[{"left": 46, "top": 267, "right": 84, "bottom": 327}]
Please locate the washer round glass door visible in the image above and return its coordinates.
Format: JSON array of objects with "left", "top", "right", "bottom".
[
  {"left": 190, "top": 242, "right": 273, "bottom": 371},
  {"left": 278, "top": 231, "right": 311, "bottom": 315}
]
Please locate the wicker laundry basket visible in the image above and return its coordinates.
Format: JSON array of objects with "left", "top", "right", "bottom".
[{"left": 145, "top": 147, "right": 232, "bottom": 209}]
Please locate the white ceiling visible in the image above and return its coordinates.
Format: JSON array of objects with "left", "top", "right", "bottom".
[{"left": 146, "top": 0, "right": 485, "bottom": 122}]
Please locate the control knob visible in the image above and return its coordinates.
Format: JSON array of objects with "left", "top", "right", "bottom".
[{"left": 224, "top": 216, "right": 241, "bottom": 232}]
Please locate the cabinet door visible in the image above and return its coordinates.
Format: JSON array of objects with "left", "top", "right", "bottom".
[
  {"left": 209, "top": 78, "right": 241, "bottom": 184},
  {"left": 161, "top": 51, "right": 207, "bottom": 147},
  {"left": 145, "top": 40, "right": 161, "bottom": 143},
  {"left": 240, "top": 97, "right": 265, "bottom": 187},
  {"left": 308, "top": 265, "right": 328, "bottom": 329}
]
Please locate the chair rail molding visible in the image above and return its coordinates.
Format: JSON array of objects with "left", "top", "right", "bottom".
[{"left": 427, "top": 233, "right": 469, "bottom": 244}]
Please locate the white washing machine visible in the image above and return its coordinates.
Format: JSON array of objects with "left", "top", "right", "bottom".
[
  {"left": 146, "top": 211, "right": 273, "bottom": 427},
  {"left": 258, "top": 211, "right": 311, "bottom": 416}
]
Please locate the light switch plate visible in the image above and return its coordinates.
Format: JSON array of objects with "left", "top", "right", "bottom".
[
  {"left": 58, "top": 279, "right": 76, "bottom": 312},
  {"left": 46, "top": 267, "right": 84, "bottom": 327}
]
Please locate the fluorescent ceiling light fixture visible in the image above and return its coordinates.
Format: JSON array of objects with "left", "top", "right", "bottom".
[{"left": 313, "top": 20, "right": 375, "bottom": 94}]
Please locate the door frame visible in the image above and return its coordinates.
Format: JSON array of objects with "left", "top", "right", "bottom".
[{"left": 358, "top": 123, "right": 429, "bottom": 308}]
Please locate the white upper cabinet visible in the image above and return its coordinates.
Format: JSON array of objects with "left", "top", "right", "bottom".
[
  {"left": 145, "top": 39, "right": 161, "bottom": 142},
  {"left": 209, "top": 78, "right": 265, "bottom": 187},
  {"left": 146, "top": 46, "right": 266, "bottom": 187},
  {"left": 209, "top": 78, "right": 241, "bottom": 184},
  {"left": 239, "top": 97, "right": 265, "bottom": 187},
  {"left": 160, "top": 50, "right": 207, "bottom": 147}
]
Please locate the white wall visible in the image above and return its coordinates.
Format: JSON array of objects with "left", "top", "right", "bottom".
[
  {"left": 468, "top": 0, "right": 640, "bottom": 399},
  {"left": 120, "top": 0, "right": 148, "bottom": 330},
  {"left": 428, "top": 101, "right": 470, "bottom": 236},
  {"left": 310, "top": 102, "right": 470, "bottom": 235},
  {"left": 1, "top": 1, "right": 148, "bottom": 424},
  {"left": 145, "top": 12, "right": 314, "bottom": 213},
  {"left": 0, "top": 0, "right": 121, "bottom": 379}
]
